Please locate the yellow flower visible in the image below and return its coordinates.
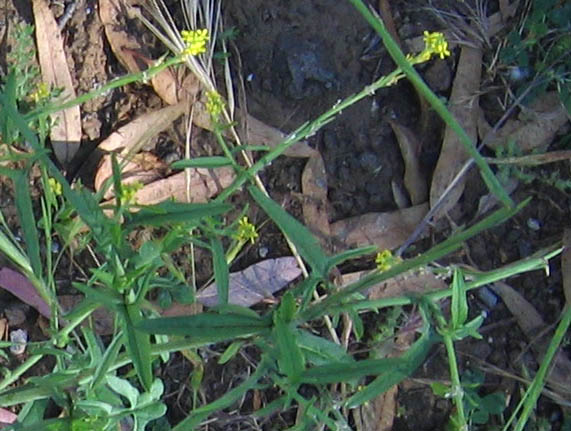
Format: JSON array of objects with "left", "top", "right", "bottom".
[
  {"left": 234, "top": 216, "right": 258, "bottom": 244},
  {"left": 29, "top": 82, "right": 50, "bottom": 104},
  {"left": 206, "top": 90, "right": 225, "bottom": 120},
  {"left": 47, "top": 177, "right": 62, "bottom": 196},
  {"left": 120, "top": 181, "right": 143, "bottom": 204},
  {"left": 422, "top": 31, "right": 451, "bottom": 60},
  {"left": 181, "top": 29, "right": 209, "bottom": 56},
  {"left": 375, "top": 249, "right": 401, "bottom": 271}
]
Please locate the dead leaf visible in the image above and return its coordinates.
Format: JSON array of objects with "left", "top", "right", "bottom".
[
  {"left": 196, "top": 257, "right": 301, "bottom": 307},
  {"left": 378, "top": 0, "right": 402, "bottom": 49},
  {"left": 0, "top": 407, "right": 17, "bottom": 427},
  {"left": 103, "top": 167, "right": 235, "bottom": 207},
  {"left": 481, "top": 92, "right": 570, "bottom": 152},
  {"left": 33, "top": 0, "right": 82, "bottom": 165},
  {"left": 490, "top": 282, "right": 571, "bottom": 397},
  {"left": 563, "top": 229, "right": 571, "bottom": 307},
  {"left": 99, "top": 0, "right": 143, "bottom": 74},
  {"left": 430, "top": 46, "right": 482, "bottom": 218},
  {"left": 301, "top": 153, "right": 332, "bottom": 250},
  {"left": 94, "top": 102, "right": 187, "bottom": 196},
  {"left": 331, "top": 203, "right": 428, "bottom": 250},
  {"left": 0, "top": 268, "right": 51, "bottom": 318},
  {"left": 388, "top": 119, "right": 427, "bottom": 205}
]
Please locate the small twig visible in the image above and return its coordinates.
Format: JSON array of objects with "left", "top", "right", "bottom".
[{"left": 57, "top": 0, "right": 80, "bottom": 30}]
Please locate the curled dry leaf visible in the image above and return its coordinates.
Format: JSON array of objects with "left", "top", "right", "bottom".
[
  {"left": 0, "top": 407, "right": 17, "bottom": 427},
  {"left": 33, "top": 0, "right": 81, "bottom": 165},
  {"left": 0, "top": 268, "right": 51, "bottom": 318},
  {"left": 301, "top": 153, "right": 332, "bottom": 250},
  {"left": 197, "top": 257, "right": 302, "bottom": 307},
  {"left": 490, "top": 282, "right": 571, "bottom": 397},
  {"left": 99, "top": 0, "right": 144, "bottom": 74},
  {"left": 430, "top": 46, "right": 482, "bottom": 218},
  {"left": 331, "top": 203, "right": 428, "bottom": 250},
  {"left": 479, "top": 92, "right": 570, "bottom": 152},
  {"left": 388, "top": 119, "right": 427, "bottom": 205},
  {"left": 102, "top": 166, "right": 235, "bottom": 207},
  {"left": 94, "top": 102, "right": 187, "bottom": 197}
]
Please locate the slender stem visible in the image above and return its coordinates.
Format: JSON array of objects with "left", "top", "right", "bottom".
[{"left": 443, "top": 334, "right": 467, "bottom": 430}]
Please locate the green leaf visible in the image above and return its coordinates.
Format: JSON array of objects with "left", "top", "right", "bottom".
[
  {"left": 346, "top": 331, "right": 437, "bottom": 408},
  {"left": 171, "top": 156, "right": 233, "bottom": 169},
  {"left": 106, "top": 375, "right": 139, "bottom": 407},
  {"left": 274, "top": 302, "right": 304, "bottom": 380},
  {"left": 248, "top": 185, "right": 329, "bottom": 277},
  {"left": 137, "top": 311, "right": 271, "bottom": 340},
  {"left": 450, "top": 268, "right": 468, "bottom": 328},
  {"left": 90, "top": 332, "right": 124, "bottom": 390},
  {"left": 125, "top": 201, "right": 232, "bottom": 229},
  {"left": 210, "top": 237, "right": 229, "bottom": 305},
  {"left": 121, "top": 304, "right": 153, "bottom": 391},
  {"left": 300, "top": 357, "right": 401, "bottom": 384},
  {"left": 218, "top": 340, "right": 245, "bottom": 364},
  {"left": 326, "top": 245, "right": 377, "bottom": 270},
  {"left": 297, "top": 330, "right": 353, "bottom": 366}
]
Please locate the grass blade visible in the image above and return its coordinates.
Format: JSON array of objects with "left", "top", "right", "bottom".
[
  {"left": 248, "top": 185, "right": 329, "bottom": 277},
  {"left": 124, "top": 201, "right": 232, "bottom": 229},
  {"left": 121, "top": 304, "right": 153, "bottom": 391},
  {"left": 171, "top": 156, "right": 233, "bottom": 169},
  {"left": 210, "top": 237, "right": 229, "bottom": 305}
]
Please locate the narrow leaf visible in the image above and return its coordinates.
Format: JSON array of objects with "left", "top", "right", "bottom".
[
  {"left": 210, "top": 237, "right": 229, "bottom": 305},
  {"left": 171, "top": 156, "right": 233, "bottom": 169},
  {"left": 121, "top": 304, "right": 153, "bottom": 391},
  {"left": 248, "top": 185, "right": 329, "bottom": 277},
  {"left": 125, "top": 201, "right": 231, "bottom": 229},
  {"left": 450, "top": 267, "right": 468, "bottom": 328}
]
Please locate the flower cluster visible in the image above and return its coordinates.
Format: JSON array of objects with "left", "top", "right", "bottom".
[
  {"left": 47, "top": 177, "right": 62, "bottom": 196},
  {"left": 206, "top": 90, "right": 225, "bottom": 121},
  {"left": 181, "top": 29, "right": 209, "bottom": 56},
  {"left": 406, "top": 31, "right": 451, "bottom": 65},
  {"left": 422, "top": 31, "right": 451, "bottom": 59},
  {"left": 375, "top": 249, "right": 401, "bottom": 271},
  {"left": 120, "top": 181, "right": 143, "bottom": 205},
  {"left": 29, "top": 82, "right": 50, "bottom": 104},
  {"left": 234, "top": 216, "right": 258, "bottom": 244}
]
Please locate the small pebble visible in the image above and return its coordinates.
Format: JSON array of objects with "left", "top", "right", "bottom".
[
  {"left": 259, "top": 246, "right": 269, "bottom": 258},
  {"left": 476, "top": 286, "right": 499, "bottom": 309},
  {"left": 527, "top": 217, "right": 541, "bottom": 231},
  {"left": 10, "top": 329, "right": 28, "bottom": 355}
]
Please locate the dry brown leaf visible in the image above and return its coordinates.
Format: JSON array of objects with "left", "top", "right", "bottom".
[
  {"left": 33, "top": 0, "right": 81, "bottom": 165},
  {"left": 99, "top": 0, "right": 143, "bottom": 74},
  {"left": 0, "top": 407, "right": 17, "bottom": 427},
  {"left": 0, "top": 268, "right": 51, "bottom": 318},
  {"left": 490, "top": 282, "right": 571, "bottom": 396},
  {"left": 196, "top": 257, "right": 301, "bottom": 307},
  {"left": 103, "top": 167, "right": 235, "bottom": 207},
  {"left": 301, "top": 153, "right": 332, "bottom": 250},
  {"left": 430, "top": 46, "right": 482, "bottom": 218},
  {"left": 481, "top": 92, "right": 570, "bottom": 152},
  {"left": 388, "top": 119, "right": 427, "bottom": 205},
  {"left": 331, "top": 203, "right": 428, "bottom": 250},
  {"left": 378, "top": 0, "right": 402, "bottom": 49},
  {"left": 563, "top": 229, "right": 571, "bottom": 307},
  {"left": 94, "top": 102, "right": 187, "bottom": 196}
]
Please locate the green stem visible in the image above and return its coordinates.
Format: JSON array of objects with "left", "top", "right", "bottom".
[
  {"left": 443, "top": 334, "right": 467, "bottom": 430},
  {"left": 513, "top": 306, "right": 571, "bottom": 431},
  {"left": 347, "top": 0, "right": 514, "bottom": 209}
]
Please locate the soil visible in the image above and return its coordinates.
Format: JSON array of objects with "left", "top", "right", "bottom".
[{"left": 0, "top": 0, "right": 570, "bottom": 430}]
